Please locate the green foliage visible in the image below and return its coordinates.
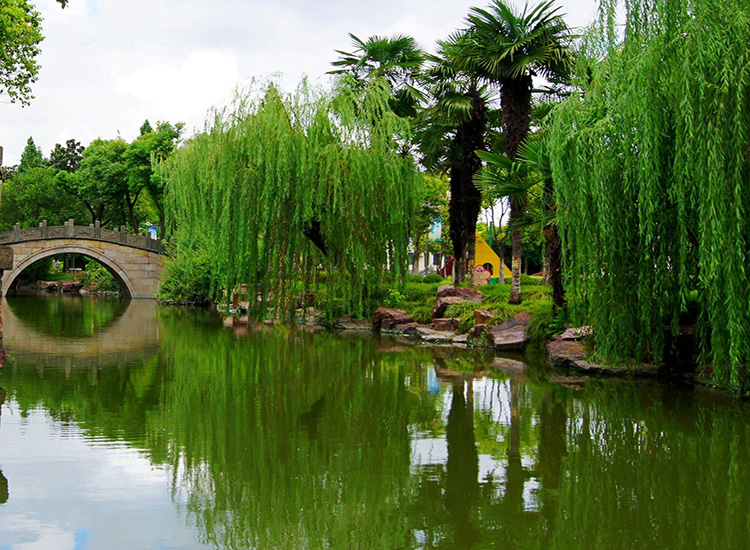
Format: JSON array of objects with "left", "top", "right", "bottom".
[
  {"left": 0, "top": 164, "right": 16, "bottom": 182},
  {"left": 0, "top": 166, "right": 88, "bottom": 229},
  {"left": 0, "top": 1, "right": 43, "bottom": 105},
  {"left": 0, "top": 0, "right": 67, "bottom": 104},
  {"left": 447, "top": 0, "right": 573, "bottom": 297},
  {"left": 412, "top": 173, "right": 449, "bottom": 259},
  {"left": 439, "top": 285, "right": 553, "bottom": 333},
  {"left": 410, "top": 304, "right": 433, "bottom": 324},
  {"left": 383, "top": 289, "right": 406, "bottom": 308},
  {"left": 165, "top": 80, "right": 418, "bottom": 317},
  {"left": 82, "top": 260, "right": 120, "bottom": 293},
  {"left": 548, "top": 0, "right": 750, "bottom": 391},
  {"left": 423, "top": 273, "right": 445, "bottom": 284},
  {"left": 157, "top": 247, "right": 212, "bottom": 305},
  {"left": 455, "top": 0, "right": 574, "bottom": 86},
  {"left": 330, "top": 33, "right": 425, "bottom": 118},
  {"left": 403, "top": 281, "right": 442, "bottom": 301},
  {"left": 521, "top": 274, "right": 544, "bottom": 286},
  {"left": 525, "top": 304, "right": 566, "bottom": 344},
  {"left": 139, "top": 119, "right": 153, "bottom": 135},
  {"left": 58, "top": 138, "right": 131, "bottom": 228},
  {"left": 17, "top": 136, "right": 45, "bottom": 173},
  {"left": 479, "top": 280, "right": 550, "bottom": 302},
  {"left": 416, "top": 44, "right": 489, "bottom": 283},
  {"left": 124, "top": 120, "right": 182, "bottom": 235},
  {"left": 49, "top": 139, "right": 84, "bottom": 172}
]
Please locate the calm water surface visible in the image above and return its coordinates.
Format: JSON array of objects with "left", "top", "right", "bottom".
[{"left": 1, "top": 295, "right": 749, "bottom": 549}]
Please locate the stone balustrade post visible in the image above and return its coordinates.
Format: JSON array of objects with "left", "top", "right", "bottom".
[
  {"left": 119, "top": 226, "right": 128, "bottom": 244},
  {"left": 40, "top": 219, "right": 48, "bottom": 238},
  {"left": 95, "top": 220, "right": 101, "bottom": 239},
  {"left": 13, "top": 223, "right": 20, "bottom": 241},
  {"left": 65, "top": 219, "right": 74, "bottom": 238}
]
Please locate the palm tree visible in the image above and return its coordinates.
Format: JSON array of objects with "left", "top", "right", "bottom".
[
  {"left": 329, "top": 33, "right": 425, "bottom": 118},
  {"left": 416, "top": 44, "right": 497, "bottom": 284},
  {"left": 452, "top": 0, "right": 573, "bottom": 303}
]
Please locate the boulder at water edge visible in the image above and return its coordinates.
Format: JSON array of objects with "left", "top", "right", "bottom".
[
  {"left": 485, "top": 311, "right": 532, "bottom": 351},
  {"left": 433, "top": 285, "right": 483, "bottom": 318},
  {"left": 372, "top": 307, "right": 414, "bottom": 331}
]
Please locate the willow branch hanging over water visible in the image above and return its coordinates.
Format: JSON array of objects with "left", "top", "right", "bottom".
[
  {"left": 165, "top": 80, "right": 418, "bottom": 316},
  {"left": 548, "top": 0, "right": 750, "bottom": 391}
]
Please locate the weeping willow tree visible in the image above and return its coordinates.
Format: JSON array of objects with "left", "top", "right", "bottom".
[
  {"left": 549, "top": 0, "right": 750, "bottom": 391},
  {"left": 165, "top": 80, "right": 418, "bottom": 316}
]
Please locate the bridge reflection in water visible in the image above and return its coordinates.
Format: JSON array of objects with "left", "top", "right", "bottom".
[{"left": 2, "top": 297, "right": 160, "bottom": 369}]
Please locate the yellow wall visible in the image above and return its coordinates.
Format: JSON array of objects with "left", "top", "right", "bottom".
[{"left": 475, "top": 234, "right": 511, "bottom": 277}]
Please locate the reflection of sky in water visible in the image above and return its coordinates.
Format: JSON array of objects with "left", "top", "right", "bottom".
[
  {"left": 410, "top": 375, "right": 540, "bottom": 512},
  {"left": 0, "top": 406, "right": 206, "bottom": 549}
]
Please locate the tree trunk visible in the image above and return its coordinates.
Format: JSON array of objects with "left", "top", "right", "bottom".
[
  {"left": 448, "top": 86, "right": 486, "bottom": 285},
  {"left": 303, "top": 219, "right": 328, "bottom": 257},
  {"left": 506, "top": 380, "right": 524, "bottom": 514},
  {"left": 453, "top": 255, "right": 467, "bottom": 285},
  {"left": 502, "top": 75, "right": 533, "bottom": 304},
  {"left": 538, "top": 391, "right": 567, "bottom": 525},
  {"left": 467, "top": 235, "right": 476, "bottom": 288},
  {"left": 509, "top": 226, "right": 523, "bottom": 304},
  {"left": 445, "top": 379, "right": 481, "bottom": 546},
  {"left": 124, "top": 191, "right": 141, "bottom": 233},
  {"left": 158, "top": 208, "right": 166, "bottom": 240},
  {"left": 411, "top": 233, "right": 424, "bottom": 275},
  {"left": 498, "top": 236, "right": 507, "bottom": 284}
]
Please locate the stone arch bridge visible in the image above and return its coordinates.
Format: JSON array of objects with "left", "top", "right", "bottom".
[{"left": 0, "top": 220, "right": 165, "bottom": 299}]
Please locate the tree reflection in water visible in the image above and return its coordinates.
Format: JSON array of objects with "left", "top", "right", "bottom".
[
  {"left": 3, "top": 303, "right": 750, "bottom": 548},
  {"left": 0, "top": 385, "right": 6, "bottom": 504},
  {"left": 445, "top": 379, "right": 480, "bottom": 547}
]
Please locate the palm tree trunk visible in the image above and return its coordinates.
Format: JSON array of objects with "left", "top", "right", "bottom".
[
  {"left": 509, "top": 226, "right": 523, "bottom": 304},
  {"left": 448, "top": 86, "right": 486, "bottom": 286},
  {"left": 502, "top": 75, "right": 532, "bottom": 304},
  {"left": 467, "top": 235, "right": 476, "bottom": 288},
  {"left": 498, "top": 234, "right": 507, "bottom": 284}
]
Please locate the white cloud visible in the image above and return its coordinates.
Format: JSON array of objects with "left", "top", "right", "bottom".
[
  {"left": 115, "top": 50, "right": 241, "bottom": 122},
  {"left": 0, "top": 0, "right": 600, "bottom": 164}
]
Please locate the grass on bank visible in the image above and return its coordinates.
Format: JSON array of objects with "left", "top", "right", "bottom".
[
  {"left": 383, "top": 274, "right": 562, "bottom": 345},
  {"left": 157, "top": 252, "right": 562, "bottom": 343}
]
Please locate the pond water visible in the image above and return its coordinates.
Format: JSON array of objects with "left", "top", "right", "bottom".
[{"left": 1, "top": 295, "right": 749, "bottom": 549}]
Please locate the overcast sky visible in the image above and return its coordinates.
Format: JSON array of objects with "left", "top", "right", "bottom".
[{"left": 1, "top": 0, "right": 600, "bottom": 165}]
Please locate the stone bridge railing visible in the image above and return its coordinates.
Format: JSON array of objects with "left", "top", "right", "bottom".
[{"left": 0, "top": 219, "right": 165, "bottom": 254}]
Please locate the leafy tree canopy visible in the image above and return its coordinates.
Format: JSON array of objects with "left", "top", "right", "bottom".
[
  {"left": 17, "top": 135, "right": 44, "bottom": 173},
  {"left": 57, "top": 138, "right": 129, "bottom": 228},
  {"left": 49, "top": 138, "right": 84, "bottom": 172},
  {"left": 139, "top": 119, "right": 153, "bottom": 135},
  {"left": 330, "top": 33, "right": 425, "bottom": 118},
  {"left": 549, "top": 0, "right": 750, "bottom": 391},
  {"left": 0, "top": 165, "right": 87, "bottom": 229},
  {"left": 165, "top": 80, "right": 419, "bottom": 316},
  {"left": 124, "top": 120, "right": 182, "bottom": 235},
  {"left": 0, "top": 0, "right": 68, "bottom": 104}
]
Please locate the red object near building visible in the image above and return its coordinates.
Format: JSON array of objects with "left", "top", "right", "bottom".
[{"left": 437, "top": 256, "right": 454, "bottom": 278}]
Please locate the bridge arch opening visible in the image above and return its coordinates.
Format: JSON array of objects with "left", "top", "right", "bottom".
[{"left": 3, "top": 246, "right": 137, "bottom": 299}]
